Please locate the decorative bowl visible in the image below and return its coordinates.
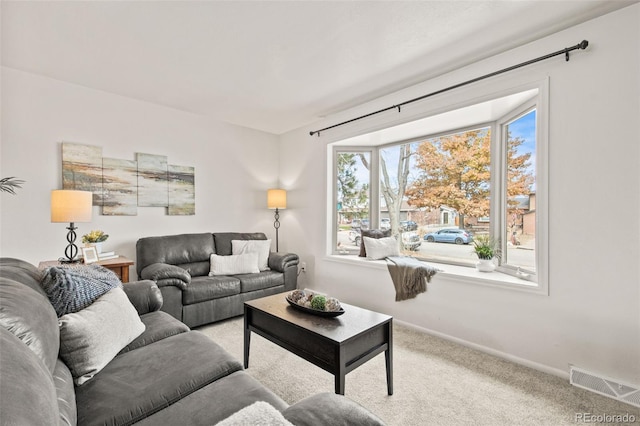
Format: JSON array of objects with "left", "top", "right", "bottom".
[{"left": 285, "top": 295, "right": 345, "bottom": 317}]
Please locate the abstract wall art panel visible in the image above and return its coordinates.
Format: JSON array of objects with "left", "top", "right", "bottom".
[
  {"left": 59, "top": 142, "right": 194, "bottom": 216},
  {"left": 137, "top": 153, "right": 168, "bottom": 207},
  {"left": 168, "top": 165, "right": 195, "bottom": 215},
  {"left": 62, "top": 142, "right": 103, "bottom": 205},
  {"left": 102, "top": 158, "right": 138, "bottom": 216}
]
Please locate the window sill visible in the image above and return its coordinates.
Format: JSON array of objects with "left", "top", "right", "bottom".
[{"left": 325, "top": 254, "right": 545, "bottom": 295}]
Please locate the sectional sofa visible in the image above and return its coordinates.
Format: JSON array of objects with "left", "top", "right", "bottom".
[{"left": 0, "top": 257, "right": 385, "bottom": 425}]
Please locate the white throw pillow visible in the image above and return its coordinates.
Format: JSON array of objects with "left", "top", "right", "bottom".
[
  {"left": 216, "top": 401, "right": 293, "bottom": 426},
  {"left": 58, "top": 287, "right": 146, "bottom": 385},
  {"left": 232, "top": 239, "right": 271, "bottom": 271},
  {"left": 363, "top": 236, "right": 400, "bottom": 260},
  {"left": 209, "top": 253, "right": 260, "bottom": 276}
]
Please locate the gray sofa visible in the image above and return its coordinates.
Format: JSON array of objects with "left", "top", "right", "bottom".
[
  {"left": 136, "top": 232, "right": 298, "bottom": 328},
  {"left": 0, "top": 257, "right": 385, "bottom": 426}
]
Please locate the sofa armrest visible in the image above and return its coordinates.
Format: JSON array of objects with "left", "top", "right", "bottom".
[
  {"left": 122, "top": 280, "right": 163, "bottom": 315},
  {"left": 140, "top": 263, "right": 191, "bottom": 290},
  {"left": 282, "top": 393, "right": 385, "bottom": 426},
  {"left": 268, "top": 252, "right": 299, "bottom": 273}
]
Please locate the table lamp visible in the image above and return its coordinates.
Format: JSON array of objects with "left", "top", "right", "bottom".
[
  {"left": 267, "top": 189, "right": 286, "bottom": 252},
  {"left": 51, "top": 190, "right": 93, "bottom": 263}
]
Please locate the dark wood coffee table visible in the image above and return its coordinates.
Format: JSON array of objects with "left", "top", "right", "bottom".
[{"left": 244, "top": 293, "right": 393, "bottom": 395}]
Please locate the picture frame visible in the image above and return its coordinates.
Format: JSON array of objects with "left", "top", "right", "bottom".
[{"left": 82, "top": 246, "right": 99, "bottom": 264}]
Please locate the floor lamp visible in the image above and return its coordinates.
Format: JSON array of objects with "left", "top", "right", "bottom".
[
  {"left": 267, "top": 189, "right": 286, "bottom": 252},
  {"left": 51, "top": 190, "right": 93, "bottom": 263}
]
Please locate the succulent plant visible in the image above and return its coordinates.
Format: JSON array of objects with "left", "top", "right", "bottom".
[
  {"left": 310, "top": 295, "right": 326, "bottom": 310},
  {"left": 472, "top": 234, "right": 501, "bottom": 260},
  {"left": 82, "top": 230, "right": 109, "bottom": 243}
]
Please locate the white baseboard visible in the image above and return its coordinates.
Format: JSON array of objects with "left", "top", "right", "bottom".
[{"left": 394, "top": 318, "right": 569, "bottom": 380}]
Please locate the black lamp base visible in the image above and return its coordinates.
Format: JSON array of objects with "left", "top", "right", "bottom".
[
  {"left": 61, "top": 222, "right": 81, "bottom": 263},
  {"left": 273, "top": 208, "right": 280, "bottom": 252}
]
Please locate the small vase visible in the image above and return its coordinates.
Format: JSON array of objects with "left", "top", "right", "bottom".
[
  {"left": 476, "top": 258, "right": 495, "bottom": 272},
  {"left": 86, "top": 242, "right": 103, "bottom": 254}
]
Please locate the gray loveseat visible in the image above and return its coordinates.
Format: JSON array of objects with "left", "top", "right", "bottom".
[
  {"left": 136, "top": 232, "right": 298, "bottom": 328},
  {"left": 0, "top": 257, "right": 385, "bottom": 425}
]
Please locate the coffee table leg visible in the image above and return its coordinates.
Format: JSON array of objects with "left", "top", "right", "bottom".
[
  {"left": 244, "top": 308, "right": 251, "bottom": 368},
  {"left": 335, "top": 375, "right": 346, "bottom": 395},
  {"left": 336, "top": 345, "right": 346, "bottom": 395},
  {"left": 385, "top": 321, "right": 393, "bottom": 395}
]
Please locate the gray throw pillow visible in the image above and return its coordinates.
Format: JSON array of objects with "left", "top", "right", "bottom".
[
  {"left": 58, "top": 287, "right": 145, "bottom": 385},
  {"left": 359, "top": 229, "right": 392, "bottom": 257},
  {"left": 40, "top": 265, "right": 122, "bottom": 317}
]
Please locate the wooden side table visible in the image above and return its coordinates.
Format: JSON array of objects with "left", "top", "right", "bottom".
[{"left": 39, "top": 256, "right": 135, "bottom": 283}]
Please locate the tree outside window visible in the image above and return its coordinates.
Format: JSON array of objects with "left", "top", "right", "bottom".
[{"left": 331, "top": 88, "right": 543, "bottom": 284}]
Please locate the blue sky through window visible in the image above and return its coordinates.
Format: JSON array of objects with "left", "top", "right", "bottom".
[{"left": 508, "top": 109, "right": 536, "bottom": 191}]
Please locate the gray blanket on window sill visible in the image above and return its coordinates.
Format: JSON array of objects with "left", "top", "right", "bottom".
[{"left": 385, "top": 256, "right": 440, "bottom": 301}]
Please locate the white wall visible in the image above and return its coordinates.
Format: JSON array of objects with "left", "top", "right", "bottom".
[
  {"left": 279, "top": 5, "right": 640, "bottom": 384},
  {"left": 0, "top": 68, "right": 281, "bottom": 271}
]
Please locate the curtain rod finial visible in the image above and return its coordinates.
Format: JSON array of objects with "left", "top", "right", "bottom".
[{"left": 579, "top": 40, "right": 589, "bottom": 50}]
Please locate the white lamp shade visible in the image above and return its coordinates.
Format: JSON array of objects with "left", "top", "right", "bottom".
[
  {"left": 267, "top": 189, "right": 287, "bottom": 210},
  {"left": 51, "top": 190, "right": 93, "bottom": 223}
]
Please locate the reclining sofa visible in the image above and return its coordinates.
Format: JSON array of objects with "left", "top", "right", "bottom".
[
  {"left": 136, "top": 232, "right": 298, "bottom": 327},
  {"left": 0, "top": 257, "right": 385, "bottom": 425}
]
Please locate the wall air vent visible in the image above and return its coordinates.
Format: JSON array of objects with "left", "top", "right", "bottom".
[{"left": 569, "top": 365, "right": 639, "bottom": 408}]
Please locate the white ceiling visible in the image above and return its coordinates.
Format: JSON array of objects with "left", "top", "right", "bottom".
[{"left": 1, "top": 1, "right": 635, "bottom": 135}]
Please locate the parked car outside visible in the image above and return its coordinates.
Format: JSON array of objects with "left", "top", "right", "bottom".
[
  {"left": 380, "top": 218, "right": 391, "bottom": 230},
  {"left": 399, "top": 220, "right": 418, "bottom": 232},
  {"left": 348, "top": 229, "right": 362, "bottom": 246},
  {"left": 350, "top": 218, "right": 369, "bottom": 230},
  {"left": 402, "top": 231, "right": 421, "bottom": 251},
  {"left": 424, "top": 228, "right": 473, "bottom": 245},
  {"left": 350, "top": 228, "right": 421, "bottom": 251}
]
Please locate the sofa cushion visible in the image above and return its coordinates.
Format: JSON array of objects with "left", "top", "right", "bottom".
[
  {"left": 209, "top": 253, "right": 260, "bottom": 276},
  {"left": 134, "top": 371, "right": 288, "bottom": 426},
  {"left": 237, "top": 271, "right": 284, "bottom": 293},
  {"left": 0, "top": 327, "right": 59, "bottom": 426},
  {"left": 213, "top": 232, "right": 267, "bottom": 256},
  {"left": 53, "top": 358, "right": 77, "bottom": 426},
  {"left": 0, "top": 277, "right": 60, "bottom": 373},
  {"left": 75, "top": 331, "right": 243, "bottom": 426},
  {"left": 282, "top": 392, "right": 386, "bottom": 426},
  {"left": 232, "top": 239, "right": 271, "bottom": 271},
  {"left": 184, "top": 276, "right": 241, "bottom": 305},
  {"left": 58, "top": 287, "right": 146, "bottom": 385},
  {"left": 136, "top": 233, "right": 215, "bottom": 276},
  {"left": 40, "top": 264, "right": 122, "bottom": 317},
  {"left": 119, "top": 310, "right": 190, "bottom": 355},
  {"left": 0, "top": 257, "right": 46, "bottom": 297},
  {"left": 175, "top": 260, "right": 210, "bottom": 278}
]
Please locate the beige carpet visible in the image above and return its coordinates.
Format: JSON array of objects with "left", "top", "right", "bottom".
[{"left": 197, "top": 318, "right": 639, "bottom": 426}]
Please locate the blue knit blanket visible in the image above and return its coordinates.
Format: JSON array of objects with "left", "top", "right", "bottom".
[{"left": 40, "top": 264, "right": 122, "bottom": 317}]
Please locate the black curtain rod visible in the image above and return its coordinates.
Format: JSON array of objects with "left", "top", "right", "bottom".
[{"left": 310, "top": 39, "right": 589, "bottom": 137}]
